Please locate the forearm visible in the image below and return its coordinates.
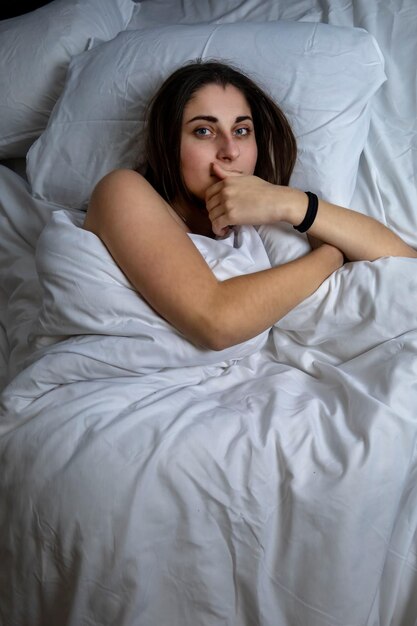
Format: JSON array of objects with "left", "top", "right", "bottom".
[
  {"left": 283, "top": 189, "right": 417, "bottom": 261},
  {"left": 208, "top": 244, "right": 342, "bottom": 350}
]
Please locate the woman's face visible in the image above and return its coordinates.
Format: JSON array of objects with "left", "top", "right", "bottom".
[{"left": 179, "top": 83, "right": 258, "bottom": 203}]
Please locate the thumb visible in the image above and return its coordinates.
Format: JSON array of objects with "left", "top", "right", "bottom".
[
  {"left": 211, "top": 162, "right": 228, "bottom": 180},
  {"left": 211, "top": 162, "right": 242, "bottom": 180}
]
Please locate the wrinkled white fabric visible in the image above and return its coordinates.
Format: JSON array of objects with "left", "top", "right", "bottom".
[
  {"left": 2, "top": 0, "right": 417, "bottom": 624},
  {"left": 1, "top": 207, "right": 417, "bottom": 625},
  {"left": 1, "top": 210, "right": 271, "bottom": 413}
]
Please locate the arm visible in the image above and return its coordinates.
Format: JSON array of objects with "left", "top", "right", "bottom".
[
  {"left": 83, "top": 169, "right": 343, "bottom": 351},
  {"left": 288, "top": 191, "right": 417, "bottom": 261},
  {"left": 206, "top": 163, "right": 417, "bottom": 261}
]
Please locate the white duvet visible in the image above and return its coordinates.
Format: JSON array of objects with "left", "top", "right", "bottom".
[{"left": 1, "top": 209, "right": 417, "bottom": 625}]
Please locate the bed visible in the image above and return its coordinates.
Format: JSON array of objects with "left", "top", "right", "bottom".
[{"left": 0, "top": 1, "right": 416, "bottom": 624}]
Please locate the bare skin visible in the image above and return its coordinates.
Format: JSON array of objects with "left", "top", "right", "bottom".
[
  {"left": 205, "top": 162, "right": 417, "bottom": 261},
  {"left": 84, "top": 84, "right": 416, "bottom": 351},
  {"left": 84, "top": 170, "right": 344, "bottom": 350}
]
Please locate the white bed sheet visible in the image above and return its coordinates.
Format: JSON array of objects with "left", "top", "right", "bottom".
[
  {"left": 0, "top": 164, "right": 62, "bottom": 390},
  {"left": 1, "top": 1, "right": 417, "bottom": 625},
  {"left": 1, "top": 208, "right": 417, "bottom": 625}
]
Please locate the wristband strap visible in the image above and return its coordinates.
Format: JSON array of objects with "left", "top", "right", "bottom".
[{"left": 293, "top": 191, "right": 319, "bottom": 233}]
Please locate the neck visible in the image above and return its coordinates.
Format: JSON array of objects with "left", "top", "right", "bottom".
[{"left": 173, "top": 196, "right": 215, "bottom": 238}]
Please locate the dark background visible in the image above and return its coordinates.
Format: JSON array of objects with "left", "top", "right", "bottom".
[{"left": 1, "top": 1, "right": 54, "bottom": 20}]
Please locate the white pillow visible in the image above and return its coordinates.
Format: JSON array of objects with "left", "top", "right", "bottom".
[
  {"left": 0, "top": 0, "right": 137, "bottom": 159},
  {"left": 27, "top": 21, "right": 386, "bottom": 215},
  {"left": 128, "top": 0, "right": 282, "bottom": 28}
]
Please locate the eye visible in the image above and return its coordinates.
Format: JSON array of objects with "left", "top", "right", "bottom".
[
  {"left": 234, "top": 127, "right": 252, "bottom": 137},
  {"left": 194, "top": 127, "right": 213, "bottom": 137}
]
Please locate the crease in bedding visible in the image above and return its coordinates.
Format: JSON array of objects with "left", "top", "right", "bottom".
[
  {"left": 1, "top": 214, "right": 417, "bottom": 623},
  {"left": 1, "top": 237, "right": 417, "bottom": 617},
  {"left": 2, "top": 1, "right": 417, "bottom": 623},
  {"left": 1, "top": 130, "right": 417, "bottom": 626},
  {"left": 0, "top": 209, "right": 271, "bottom": 416}
]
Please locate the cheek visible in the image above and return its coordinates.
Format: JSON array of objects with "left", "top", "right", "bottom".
[
  {"left": 180, "top": 142, "right": 195, "bottom": 175},
  {"left": 181, "top": 142, "right": 207, "bottom": 167},
  {"left": 180, "top": 154, "right": 196, "bottom": 192},
  {"left": 180, "top": 143, "right": 212, "bottom": 186}
]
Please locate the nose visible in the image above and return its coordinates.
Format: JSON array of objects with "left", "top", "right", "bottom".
[{"left": 216, "top": 134, "right": 240, "bottom": 161}]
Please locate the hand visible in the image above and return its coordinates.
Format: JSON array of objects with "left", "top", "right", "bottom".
[{"left": 205, "top": 162, "right": 283, "bottom": 237}]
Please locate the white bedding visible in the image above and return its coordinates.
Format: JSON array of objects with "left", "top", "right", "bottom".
[
  {"left": 1, "top": 209, "right": 417, "bottom": 625},
  {"left": 1, "top": 1, "right": 417, "bottom": 625}
]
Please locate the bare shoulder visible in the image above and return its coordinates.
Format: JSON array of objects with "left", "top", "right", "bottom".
[
  {"left": 92, "top": 168, "right": 145, "bottom": 194},
  {"left": 82, "top": 168, "right": 221, "bottom": 349},
  {"left": 84, "top": 168, "right": 158, "bottom": 233}
]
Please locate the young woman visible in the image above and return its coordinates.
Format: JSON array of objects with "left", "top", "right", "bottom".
[{"left": 83, "top": 61, "right": 417, "bottom": 351}]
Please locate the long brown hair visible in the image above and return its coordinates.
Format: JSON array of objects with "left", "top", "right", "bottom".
[{"left": 140, "top": 60, "right": 297, "bottom": 207}]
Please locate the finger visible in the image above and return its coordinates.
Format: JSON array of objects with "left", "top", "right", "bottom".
[
  {"left": 206, "top": 192, "right": 223, "bottom": 214},
  {"left": 210, "top": 162, "right": 228, "bottom": 180},
  {"left": 211, "top": 210, "right": 234, "bottom": 236},
  {"left": 217, "top": 226, "right": 231, "bottom": 237},
  {"left": 205, "top": 180, "right": 225, "bottom": 204},
  {"left": 212, "top": 218, "right": 229, "bottom": 237},
  {"left": 207, "top": 204, "right": 226, "bottom": 223},
  {"left": 211, "top": 162, "right": 243, "bottom": 179}
]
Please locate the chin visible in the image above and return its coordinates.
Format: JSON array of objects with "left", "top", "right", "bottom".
[
  {"left": 193, "top": 192, "right": 207, "bottom": 206},
  {"left": 188, "top": 184, "right": 209, "bottom": 200}
]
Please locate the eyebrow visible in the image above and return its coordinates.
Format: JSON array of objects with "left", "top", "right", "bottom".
[{"left": 186, "top": 115, "right": 253, "bottom": 124}]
